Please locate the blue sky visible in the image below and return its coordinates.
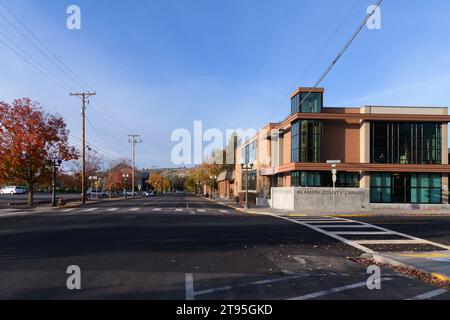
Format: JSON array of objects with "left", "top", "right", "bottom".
[{"left": 1, "top": 0, "right": 450, "bottom": 168}]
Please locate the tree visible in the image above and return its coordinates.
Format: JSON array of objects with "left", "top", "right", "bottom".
[
  {"left": 0, "top": 98, "right": 78, "bottom": 205},
  {"left": 147, "top": 173, "right": 170, "bottom": 193}
]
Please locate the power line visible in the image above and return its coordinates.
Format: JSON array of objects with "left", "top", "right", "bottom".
[
  {"left": 296, "top": 0, "right": 384, "bottom": 112},
  {"left": 0, "top": 0, "right": 136, "bottom": 144},
  {"left": 85, "top": 115, "right": 127, "bottom": 158},
  {"left": 262, "top": 0, "right": 363, "bottom": 124},
  {"left": 0, "top": 31, "right": 75, "bottom": 92}
]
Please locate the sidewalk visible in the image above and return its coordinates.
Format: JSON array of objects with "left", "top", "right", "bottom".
[
  {"left": 365, "top": 251, "right": 450, "bottom": 286},
  {"left": 0, "top": 196, "right": 144, "bottom": 213},
  {"left": 209, "top": 196, "right": 450, "bottom": 217}
]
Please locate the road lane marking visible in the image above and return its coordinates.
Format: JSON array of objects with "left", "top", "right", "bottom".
[
  {"left": 62, "top": 208, "right": 76, "bottom": 212},
  {"left": 185, "top": 274, "right": 195, "bottom": 301},
  {"left": 130, "top": 208, "right": 141, "bottom": 212},
  {"left": 355, "top": 240, "right": 431, "bottom": 245},
  {"left": 220, "top": 210, "right": 228, "bottom": 213},
  {"left": 274, "top": 215, "right": 450, "bottom": 254},
  {"left": 194, "top": 274, "right": 309, "bottom": 297},
  {"left": 406, "top": 289, "right": 448, "bottom": 300},
  {"left": 83, "top": 208, "right": 98, "bottom": 212},
  {"left": 175, "top": 209, "right": 183, "bottom": 212},
  {"left": 288, "top": 278, "right": 393, "bottom": 300},
  {"left": 107, "top": 208, "right": 119, "bottom": 212},
  {"left": 152, "top": 208, "right": 162, "bottom": 211},
  {"left": 197, "top": 209, "right": 206, "bottom": 213},
  {"left": 334, "top": 231, "right": 397, "bottom": 235}
]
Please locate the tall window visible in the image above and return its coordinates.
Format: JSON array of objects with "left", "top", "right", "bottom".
[
  {"left": 243, "top": 140, "right": 257, "bottom": 164},
  {"left": 242, "top": 170, "right": 257, "bottom": 191},
  {"left": 371, "top": 122, "right": 442, "bottom": 164},
  {"left": 291, "top": 121, "right": 299, "bottom": 162},
  {"left": 371, "top": 173, "right": 441, "bottom": 204},
  {"left": 291, "top": 92, "right": 323, "bottom": 114},
  {"left": 291, "top": 120, "right": 322, "bottom": 163}
]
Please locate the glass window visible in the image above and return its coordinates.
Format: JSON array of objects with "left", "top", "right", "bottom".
[
  {"left": 371, "top": 122, "right": 442, "bottom": 164},
  {"left": 291, "top": 171, "right": 359, "bottom": 188},
  {"left": 291, "top": 92, "right": 322, "bottom": 115},
  {"left": 374, "top": 173, "right": 441, "bottom": 204},
  {"left": 242, "top": 170, "right": 257, "bottom": 191}
]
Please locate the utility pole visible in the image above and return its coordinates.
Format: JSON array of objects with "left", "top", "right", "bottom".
[
  {"left": 128, "top": 134, "right": 142, "bottom": 198},
  {"left": 70, "top": 92, "right": 96, "bottom": 204}
]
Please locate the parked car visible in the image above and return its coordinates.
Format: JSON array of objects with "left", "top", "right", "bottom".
[
  {"left": 123, "top": 191, "right": 138, "bottom": 197},
  {"left": 145, "top": 191, "right": 156, "bottom": 197},
  {"left": 86, "top": 188, "right": 108, "bottom": 198},
  {"left": 0, "top": 186, "right": 27, "bottom": 195}
]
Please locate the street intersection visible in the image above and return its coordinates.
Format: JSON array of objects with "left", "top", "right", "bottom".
[{"left": 0, "top": 194, "right": 449, "bottom": 300}]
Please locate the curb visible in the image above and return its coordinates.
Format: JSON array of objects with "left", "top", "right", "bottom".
[{"left": 362, "top": 253, "right": 450, "bottom": 284}]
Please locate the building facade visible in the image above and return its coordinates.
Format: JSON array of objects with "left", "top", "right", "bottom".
[{"left": 236, "top": 87, "right": 450, "bottom": 209}]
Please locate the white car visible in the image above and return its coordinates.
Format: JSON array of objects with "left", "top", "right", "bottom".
[{"left": 0, "top": 186, "right": 27, "bottom": 195}]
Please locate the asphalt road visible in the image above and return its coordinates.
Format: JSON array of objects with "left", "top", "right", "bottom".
[{"left": 0, "top": 194, "right": 448, "bottom": 300}]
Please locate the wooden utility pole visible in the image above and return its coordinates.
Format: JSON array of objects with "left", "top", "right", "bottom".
[
  {"left": 128, "top": 134, "right": 142, "bottom": 198},
  {"left": 70, "top": 92, "right": 96, "bottom": 204}
]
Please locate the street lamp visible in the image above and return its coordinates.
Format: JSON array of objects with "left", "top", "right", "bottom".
[
  {"left": 241, "top": 163, "right": 254, "bottom": 210},
  {"left": 122, "top": 173, "right": 129, "bottom": 199},
  {"left": 48, "top": 159, "right": 62, "bottom": 207}
]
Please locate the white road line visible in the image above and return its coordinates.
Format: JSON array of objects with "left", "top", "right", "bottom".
[
  {"left": 220, "top": 210, "right": 228, "bottom": 213},
  {"left": 194, "top": 274, "right": 309, "bottom": 297},
  {"left": 305, "top": 220, "right": 360, "bottom": 224},
  {"left": 198, "top": 209, "right": 206, "bottom": 213},
  {"left": 175, "top": 209, "right": 183, "bottom": 212},
  {"left": 83, "top": 208, "right": 97, "bottom": 212},
  {"left": 406, "top": 289, "right": 448, "bottom": 300},
  {"left": 277, "top": 215, "right": 450, "bottom": 253},
  {"left": 0, "top": 211, "right": 31, "bottom": 218},
  {"left": 274, "top": 215, "right": 376, "bottom": 253},
  {"left": 152, "top": 208, "right": 162, "bottom": 211},
  {"left": 185, "top": 273, "right": 195, "bottom": 301},
  {"left": 62, "top": 208, "right": 75, "bottom": 212},
  {"left": 354, "top": 240, "right": 429, "bottom": 245},
  {"left": 288, "top": 278, "right": 393, "bottom": 300},
  {"left": 107, "top": 208, "right": 119, "bottom": 212},
  {"left": 334, "top": 231, "right": 397, "bottom": 235},
  {"left": 315, "top": 225, "right": 374, "bottom": 229},
  {"left": 130, "top": 208, "right": 141, "bottom": 212}
]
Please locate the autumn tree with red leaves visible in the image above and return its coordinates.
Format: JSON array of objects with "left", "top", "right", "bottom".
[{"left": 0, "top": 98, "right": 78, "bottom": 206}]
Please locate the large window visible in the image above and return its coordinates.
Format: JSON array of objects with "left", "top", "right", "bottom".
[
  {"left": 291, "top": 171, "right": 360, "bottom": 188},
  {"left": 243, "top": 140, "right": 257, "bottom": 164},
  {"left": 371, "top": 173, "right": 441, "bottom": 204},
  {"left": 371, "top": 122, "right": 442, "bottom": 164},
  {"left": 291, "top": 120, "right": 322, "bottom": 163},
  {"left": 291, "top": 92, "right": 323, "bottom": 114},
  {"left": 242, "top": 170, "right": 257, "bottom": 191}
]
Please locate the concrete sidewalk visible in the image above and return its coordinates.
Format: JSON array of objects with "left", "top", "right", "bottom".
[
  {"left": 367, "top": 251, "right": 450, "bottom": 284},
  {"left": 209, "top": 196, "right": 450, "bottom": 217}
]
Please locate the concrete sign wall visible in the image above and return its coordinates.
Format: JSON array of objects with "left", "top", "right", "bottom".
[{"left": 271, "top": 187, "right": 370, "bottom": 212}]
